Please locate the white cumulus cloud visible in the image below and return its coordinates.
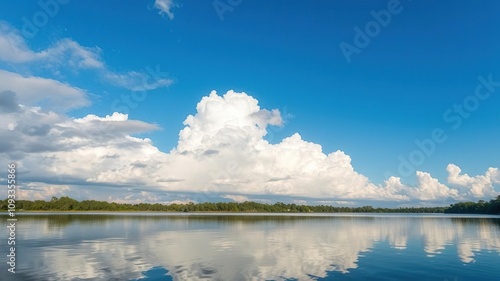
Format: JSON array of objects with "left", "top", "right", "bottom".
[{"left": 447, "top": 164, "right": 500, "bottom": 198}]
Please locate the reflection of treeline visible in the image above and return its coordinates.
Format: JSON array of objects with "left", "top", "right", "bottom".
[
  {"left": 17, "top": 214, "right": 380, "bottom": 228},
  {"left": 19, "top": 214, "right": 121, "bottom": 228},
  {"left": 0, "top": 196, "right": 449, "bottom": 213},
  {"left": 445, "top": 196, "right": 500, "bottom": 214}
]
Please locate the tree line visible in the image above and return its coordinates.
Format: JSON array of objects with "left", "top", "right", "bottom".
[
  {"left": 0, "top": 196, "right": 441, "bottom": 213},
  {"left": 1, "top": 196, "right": 498, "bottom": 214},
  {"left": 444, "top": 195, "right": 500, "bottom": 214}
]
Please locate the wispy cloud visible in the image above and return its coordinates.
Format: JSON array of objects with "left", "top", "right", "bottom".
[
  {"left": 104, "top": 71, "right": 173, "bottom": 91},
  {"left": 0, "top": 69, "right": 89, "bottom": 111},
  {"left": 154, "top": 0, "right": 177, "bottom": 20},
  {"left": 0, "top": 22, "right": 102, "bottom": 67},
  {"left": 0, "top": 22, "right": 172, "bottom": 91},
  {"left": 222, "top": 195, "right": 249, "bottom": 202}
]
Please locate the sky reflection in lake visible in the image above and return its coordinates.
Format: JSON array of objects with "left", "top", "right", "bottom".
[{"left": 1, "top": 213, "right": 499, "bottom": 280}]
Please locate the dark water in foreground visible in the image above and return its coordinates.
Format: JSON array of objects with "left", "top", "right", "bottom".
[{"left": 0, "top": 213, "right": 499, "bottom": 280}]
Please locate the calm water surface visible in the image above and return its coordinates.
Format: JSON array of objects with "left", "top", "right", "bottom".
[{"left": 1, "top": 213, "right": 499, "bottom": 280}]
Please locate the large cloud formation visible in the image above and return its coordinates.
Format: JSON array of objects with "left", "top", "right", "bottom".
[
  {"left": 0, "top": 19, "right": 497, "bottom": 204},
  {"left": 1, "top": 88, "right": 498, "bottom": 204}
]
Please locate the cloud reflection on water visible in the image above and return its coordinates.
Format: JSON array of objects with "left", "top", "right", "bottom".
[{"left": 6, "top": 214, "right": 500, "bottom": 281}]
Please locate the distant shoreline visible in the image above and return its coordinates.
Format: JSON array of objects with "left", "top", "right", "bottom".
[{"left": 2, "top": 196, "right": 499, "bottom": 214}]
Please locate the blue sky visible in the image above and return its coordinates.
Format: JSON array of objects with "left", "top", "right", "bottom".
[{"left": 0, "top": 0, "right": 499, "bottom": 206}]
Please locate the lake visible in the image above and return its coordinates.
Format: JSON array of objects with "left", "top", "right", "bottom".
[{"left": 1, "top": 213, "right": 499, "bottom": 280}]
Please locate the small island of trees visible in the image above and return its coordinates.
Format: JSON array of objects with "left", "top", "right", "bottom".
[{"left": 1, "top": 195, "right": 499, "bottom": 214}]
